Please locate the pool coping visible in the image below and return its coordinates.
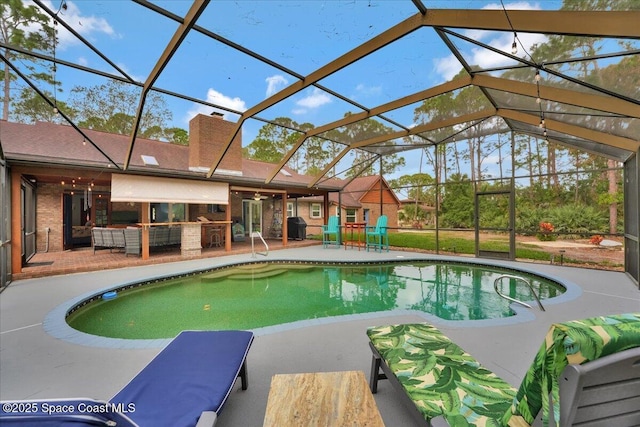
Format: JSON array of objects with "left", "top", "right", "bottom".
[{"left": 43, "top": 254, "right": 583, "bottom": 349}]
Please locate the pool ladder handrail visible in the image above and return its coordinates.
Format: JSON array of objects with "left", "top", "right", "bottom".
[
  {"left": 493, "top": 274, "right": 545, "bottom": 311},
  {"left": 250, "top": 231, "right": 269, "bottom": 258}
]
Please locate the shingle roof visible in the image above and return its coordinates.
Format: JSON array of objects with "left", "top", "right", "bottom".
[
  {"left": 296, "top": 175, "right": 400, "bottom": 208},
  {"left": 1, "top": 120, "right": 188, "bottom": 170},
  {"left": 0, "top": 120, "right": 341, "bottom": 192}
]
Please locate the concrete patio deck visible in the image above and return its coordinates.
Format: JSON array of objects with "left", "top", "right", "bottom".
[{"left": 1, "top": 245, "right": 638, "bottom": 426}]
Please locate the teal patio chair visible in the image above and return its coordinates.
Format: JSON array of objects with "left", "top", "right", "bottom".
[
  {"left": 322, "top": 215, "right": 340, "bottom": 248},
  {"left": 366, "top": 215, "right": 389, "bottom": 252}
]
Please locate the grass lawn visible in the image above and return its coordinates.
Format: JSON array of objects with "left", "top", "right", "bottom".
[
  {"left": 388, "top": 231, "right": 553, "bottom": 262},
  {"left": 312, "top": 229, "right": 621, "bottom": 268}
]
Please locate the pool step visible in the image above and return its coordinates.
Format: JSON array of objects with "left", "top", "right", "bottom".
[{"left": 200, "top": 264, "right": 314, "bottom": 281}]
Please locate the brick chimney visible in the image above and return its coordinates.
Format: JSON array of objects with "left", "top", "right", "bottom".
[{"left": 188, "top": 112, "right": 243, "bottom": 174}]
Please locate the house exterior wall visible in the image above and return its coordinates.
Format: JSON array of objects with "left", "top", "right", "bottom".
[
  {"left": 36, "top": 183, "right": 63, "bottom": 252},
  {"left": 360, "top": 181, "right": 399, "bottom": 205},
  {"left": 3, "top": 118, "right": 322, "bottom": 275},
  {"left": 262, "top": 198, "right": 281, "bottom": 238},
  {"left": 297, "top": 200, "right": 399, "bottom": 234},
  {"left": 229, "top": 192, "right": 244, "bottom": 223},
  {"left": 289, "top": 200, "right": 326, "bottom": 235},
  {"left": 360, "top": 202, "right": 399, "bottom": 231},
  {"left": 37, "top": 185, "right": 139, "bottom": 253}
]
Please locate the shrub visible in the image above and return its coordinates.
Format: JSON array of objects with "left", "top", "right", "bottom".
[
  {"left": 589, "top": 235, "right": 604, "bottom": 245},
  {"left": 537, "top": 222, "right": 557, "bottom": 241}
]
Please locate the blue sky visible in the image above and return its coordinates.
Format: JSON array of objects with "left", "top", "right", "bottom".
[{"left": 32, "top": 0, "right": 565, "bottom": 179}]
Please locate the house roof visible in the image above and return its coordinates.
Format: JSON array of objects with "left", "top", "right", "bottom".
[
  {"left": 1, "top": 120, "right": 187, "bottom": 170},
  {"left": 296, "top": 175, "right": 401, "bottom": 208},
  {"left": 0, "top": 120, "right": 341, "bottom": 194}
]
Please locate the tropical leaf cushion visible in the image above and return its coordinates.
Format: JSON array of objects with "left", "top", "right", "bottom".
[
  {"left": 367, "top": 323, "right": 517, "bottom": 427},
  {"left": 369, "top": 313, "right": 640, "bottom": 427},
  {"left": 502, "top": 312, "right": 640, "bottom": 427}
]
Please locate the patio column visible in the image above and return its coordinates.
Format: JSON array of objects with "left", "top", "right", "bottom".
[
  {"left": 10, "top": 170, "right": 22, "bottom": 275},
  {"left": 181, "top": 223, "right": 201, "bottom": 257},
  {"left": 225, "top": 189, "right": 232, "bottom": 252},
  {"left": 141, "top": 202, "right": 150, "bottom": 260},
  {"left": 282, "top": 192, "right": 288, "bottom": 247}
]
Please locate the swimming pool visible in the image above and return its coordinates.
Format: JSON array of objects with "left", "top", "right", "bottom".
[{"left": 66, "top": 261, "right": 565, "bottom": 339}]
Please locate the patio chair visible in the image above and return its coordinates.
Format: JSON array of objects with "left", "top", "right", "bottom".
[
  {"left": 0, "top": 330, "right": 254, "bottom": 427},
  {"left": 91, "top": 227, "right": 104, "bottom": 253},
  {"left": 367, "top": 313, "right": 640, "bottom": 427},
  {"left": 365, "top": 215, "right": 389, "bottom": 252},
  {"left": 322, "top": 215, "right": 340, "bottom": 248}
]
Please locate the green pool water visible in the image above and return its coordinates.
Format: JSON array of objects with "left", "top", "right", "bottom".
[{"left": 67, "top": 261, "right": 564, "bottom": 339}]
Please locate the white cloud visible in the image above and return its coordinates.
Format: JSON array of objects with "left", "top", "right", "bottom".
[
  {"left": 205, "top": 88, "right": 246, "bottom": 112},
  {"left": 482, "top": 1, "right": 540, "bottom": 11},
  {"left": 38, "top": 0, "right": 116, "bottom": 49},
  {"left": 294, "top": 88, "right": 331, "bottom": 114},
  {"left": 185, "top": 88, "right": 246, "bottom": 123},
  {"left": 432, "top": 1, "right": 546, "bottom": 81},
  {"left": 265, "top": 75, "right": 288, "bottom": 97},
  {"left": 433, "top": 55, "right": 464, "bottom": 82}
]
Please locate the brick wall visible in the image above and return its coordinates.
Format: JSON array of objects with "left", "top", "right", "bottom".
[
  {"left": 360, "top": 202, "right": 399, "bottom": 231},
  {"left": 36, "top": 183, "right": 63, "bottom": 252},
  {"left": 181, "top": 223, "right": 201, "bottom": 257},
  {"left": 293, "top": 202, "right": 325, "bottom": 235},
  {"left": 189, "top": 113, "right": 242, "bottom": 173},
  {"left": 299, "top": 201, "right": 399, "bottom": 233}
]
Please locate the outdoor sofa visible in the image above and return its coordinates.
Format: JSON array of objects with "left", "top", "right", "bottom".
[
  {"left": 0, "top": 330, "right": 254, "bottom": 427},
  {"left": 92, "top": 225, "right": 182, "bottom": 256}
]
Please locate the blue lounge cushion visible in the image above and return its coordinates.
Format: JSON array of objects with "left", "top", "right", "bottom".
[
  {"left": 111, "top": 330, "right": 253, "bottom": 427},
  {"left": 0, "top": 330, "right": 253, "bottom": 427}
]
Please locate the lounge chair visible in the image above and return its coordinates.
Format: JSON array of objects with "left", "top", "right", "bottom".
[
  {"left": 0, "top": 330, "right": 254, "bottom": 427},
  {"left": 367, "top": 313, "right": 640, "bottom": 427},
  {"left": 558, "top": 345, "right": 640, "bottom": 426},
  {"left": 365, "top": 215, "right": 389, "bottom": 252},
  {"left": 322, "top": 215, "right": 340, "bottom": 248}
]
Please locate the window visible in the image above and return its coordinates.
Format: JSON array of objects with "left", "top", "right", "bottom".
[
  {"left": 310, "top": 203, "right": 322, "bottom": 219},
  {"left": 151, "top": 203, "right": 187, "bottom": 223},
  {"left": 345, "top": 208, "right": 357, "bottom": 223},
  {"left": 287, "top": 202, "right": 295, "bottom": 218},
  {"left": 207, "top": 204, "right": 225, "bottom": 213}
]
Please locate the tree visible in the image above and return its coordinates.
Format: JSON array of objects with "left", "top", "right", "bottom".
[
  {"left": 11, "top": 87, "right": 75, "bottom": 123},
  {"left": 164, "top": 127, "right": 189, "bottom": 146},
  {"left": 414, "top": 89, "right": 457, "bottom": 186},
  {"left": 440, "top": 173, "right": 474, "bottom": 228},
  {"left": 398, "top": 204, "right": 431, "bottom": 228},
  {"left": 528, "top": 0, "right": 637, "bottom": 232},
  {"left": 390, "top": 173, "right": 435, "bottom": 205},
  {"left": 339, "top": 114, "right": 405, "bottom": 178},
  {"left": 244, "top": 115, "right": 406, "bottom": 178},
  {"left": 243, "top": 117, "right": 303, "bottom": 165},
  {"left": 302, "top": 134, "right": 329, "bottom": 176},
  {"left": 1, "top": 0, "right": 57, "bottom": 120},
  {"left": 68, "top": 80, "right": 174, "bottom": 137},
  {"left": 392, "top": 172, "right": 436, "bottom": 227}
]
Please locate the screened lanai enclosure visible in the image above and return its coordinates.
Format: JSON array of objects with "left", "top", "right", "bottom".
[{"left": 0, "top": 1, "right": 638, "bottom": 288}]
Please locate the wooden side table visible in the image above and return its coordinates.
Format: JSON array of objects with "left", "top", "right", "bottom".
[
  {"left": 263, "top": 370, "right": 385, "bottom": 427},
  {"left": 343, "top": 222, "right": 367, "bottom": 250}
]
